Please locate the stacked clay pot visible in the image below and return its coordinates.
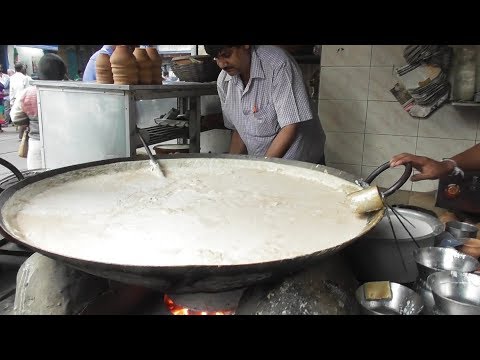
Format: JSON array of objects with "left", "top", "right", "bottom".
[
  {"left": 133, "top": 47, "right": 153, "bottom": 85},
  {"left": 145, "top": 47, "right": 163, "bottom": 85},
  {"left": 110, "top": 45, "right": 139, "bottom": 85},
  {"left": 95, "top": 53, "right": 113, "bottom": 84}
]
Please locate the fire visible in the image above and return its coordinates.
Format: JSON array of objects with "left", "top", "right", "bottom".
[{"left": 163, "top": 295, "right": 234, "bottom": 315}]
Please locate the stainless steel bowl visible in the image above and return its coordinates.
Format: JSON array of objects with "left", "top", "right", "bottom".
[
  {"left": 427, "top": 271, "right": 480, "bottom": 315},
  {"left": 414, "top": 247, "right": 480, "bottom": 282},
  {"left": 355, "top": 282, "right": 424, "bottom": 315},
  {"left": 445, "top": 221, "right": 478, "bottom": 240}
]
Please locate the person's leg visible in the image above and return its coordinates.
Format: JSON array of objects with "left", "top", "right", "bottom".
[
  {"left": 27, "top": 138, "right": 43, "bottom": 170},
  {"left": 4, "top": 99, "right": 11, "bottom": 125}
]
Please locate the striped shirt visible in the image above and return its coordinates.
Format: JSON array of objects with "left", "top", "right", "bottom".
[{"left": 217, "top": 45, "right": 325, "bottom": 163}]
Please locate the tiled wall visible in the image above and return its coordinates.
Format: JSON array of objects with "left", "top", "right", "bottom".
[{"left": 319, "top": 45, "right": 480, "bottom": 193}]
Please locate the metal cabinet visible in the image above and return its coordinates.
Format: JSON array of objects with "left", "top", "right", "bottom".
[{"left": 33, "top": 81, "right": 218, "bottom": 169}]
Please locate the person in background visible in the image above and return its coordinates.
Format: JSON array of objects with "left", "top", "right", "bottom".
[
  {"left": 203, "top": 45, "right": 325, "bottom": 164},
  {"left": 9, "top": 62, "right": 29, "bottom": 110},
  {"left": 2, "top": 69, "right": 14, "bottom": 126},
  {"left": 390, "top": 145, "right": 480, "bottom": 181},
  {"left": 0, "top": 66, "right": 6, "bottom": 132},
  {"left": 10, "top": 54, "right": 67, "bottom": 169},
  {"left": 82, "top": 45, "right": 116, "bottom": 81},
  {"left": 9, "top": 62, "right": 31, "bottom": 139}
]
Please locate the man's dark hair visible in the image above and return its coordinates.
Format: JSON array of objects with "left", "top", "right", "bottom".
[
  {"left": 14, "top": 62, "right": 24, "bottom": 72},
  {"left": 38, "top": 54, "right": 66, "bottom": 80},
  {"left": 204, "top": 45, "right": 241, "bottom": 58}
]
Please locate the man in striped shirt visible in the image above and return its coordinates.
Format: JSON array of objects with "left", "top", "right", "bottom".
[{"left": 204, "top": 45, "right": 325, "bottom": 164}]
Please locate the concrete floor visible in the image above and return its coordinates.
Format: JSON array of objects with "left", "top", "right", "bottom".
[{"left": 0, "top": 125, "right": 27, "bottom": 178}]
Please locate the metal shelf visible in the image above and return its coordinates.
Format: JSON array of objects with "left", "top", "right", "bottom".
[{"left": 140, "top": 125, "right": 188, "bottom": 147}]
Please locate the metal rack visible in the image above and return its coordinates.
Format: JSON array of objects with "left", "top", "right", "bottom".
[{"left": 33, "top": 81, "right": 218, "bottom": 170}]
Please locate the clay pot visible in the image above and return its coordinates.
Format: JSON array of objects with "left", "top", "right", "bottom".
[
  {"left": 133, "top": 47, "right": 153, "bottom": 85},
  {"left": 110, "top": 45, "right": 139, "bottom": 85},
  {"left": 146, "top": 47, "right": 163, "bottom": 85},
  {"left": 95, "top": 53, "right": 113, "bottom": 84}
]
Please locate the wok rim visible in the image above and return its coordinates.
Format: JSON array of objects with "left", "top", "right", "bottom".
[{"left": 0, "top": 154, "right": 385, "bottom": 292}]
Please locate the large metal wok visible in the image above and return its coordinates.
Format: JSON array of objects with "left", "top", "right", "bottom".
[{"left": 0, "top": 154, "right": 411, "bottom": 294}]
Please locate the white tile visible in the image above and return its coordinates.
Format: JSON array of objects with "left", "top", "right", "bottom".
[
  {"left": 416, "top": 137, "right": 475, "bottom": 161},
  {"left": 361, "top": 165, "right": 412, "bottom": 191},
  {"left": 418, "top": 105, "right": 478, "bottom": 140},
  {"left": 366, "top": 101, "right": 419, "bottom": 136},
  {"left": 411, "top": 179, "right": 439, "bottom": 193},
  {"left": 371, "top": 45, "right": 407, "bottom": 67},
  {"left": 326, "top": 163, "right": 362, "bottom": 177},
  {"left": 368, "top": 67, "right": 397, "bottom": 101},
  {"left": 319, "top": 67, "right": 370, "bottom": 100},
  {"left": 363, "top": 134, "right": 417, "bottom": 166},
  {"left": 320, "top": 45, "right": 371, "bottom": 66},
  {"left": 318, "top": 100, "right": 367, "bottom": 133},
  {"left": 324, "top": 132, "right": 364, "bottom": 164}
]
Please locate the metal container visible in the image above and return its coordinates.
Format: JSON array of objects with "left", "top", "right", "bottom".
[
  {"left": 445, "top": 221, "right": 478, "bottom": 240},
  {"left": 414, "top": 247, "right": 480, "bottom": 281},
  {"left": 355, "top": 282, "right": 424, "bottom": 315},
  {"left": 427, "top": 271, "right": 480, "bottom": 315},
  {"left": 344, "top": 207, "right": 444, "bottom": 284},
  {"left": 413, "top": 247, "right": 480, "bottom": 314}
]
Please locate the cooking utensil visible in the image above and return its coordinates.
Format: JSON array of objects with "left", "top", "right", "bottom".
[
  {"left": 414, "top": 247, "right": 480, "bottom": 281},
  {"left": 347, "top": 161, "right": 412, "bottom": 214},
  {"left": 445, "top": 221, "right": 478, "bottom": 239},
  {"left": 355, "top": 281, "right": 424, "bottom": 315},
  {"left": 344, "top": 206, "right": 443, "bottom": 284},
  {"left": 136, "top": 128, "right": 165, "bottom": 178},
  {"left": 427, "top": 271, "right": 480, "bottom": 315},
  {"left": 0, "top": 154, "right": 409, "bottom": 294}
]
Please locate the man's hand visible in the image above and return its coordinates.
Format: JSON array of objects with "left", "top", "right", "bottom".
[
  {"left": 229, "top": 130, "right": 247, "bottom": 155},
  {"left": 390, "top": 153, "right": 453, "bottom": 182},
  {"left": 265, "top": 123, "right": 298, "bottom": 158}
]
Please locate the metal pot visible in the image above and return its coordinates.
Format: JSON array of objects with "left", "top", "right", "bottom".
[
  {"left": 0, "top": 154, "right": 411, "bottom": 293},
  {"left": 344, "top": 206, "right": 444, "bottom": 284},
  {"left": 427, "top": 271, "right": 480, "bottom": 315}
]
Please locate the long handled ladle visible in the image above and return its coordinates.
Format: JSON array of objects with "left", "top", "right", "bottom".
[
  {"left": 136, "top": 128, "right": 166, "bottom": 178},
  {"left": 346, "top": 161, "right": 414, "bottom": 274}
]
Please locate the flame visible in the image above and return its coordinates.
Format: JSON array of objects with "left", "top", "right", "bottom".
[{"left": 164, "top": 295, "right": 234, "bottom": 315}]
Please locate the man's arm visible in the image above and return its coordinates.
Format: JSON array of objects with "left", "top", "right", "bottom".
[
  {"left": 229, "top": 130, "right": 247, "bottom": 154},
  {"left": 390, "top": 144, "right": 480, "bottom": 181},
  {"left": 265, "top": 123, "right": 298, "bottom": 158},
  {"left": 451, "top": 144, "right": 480, "bottom": 171}
]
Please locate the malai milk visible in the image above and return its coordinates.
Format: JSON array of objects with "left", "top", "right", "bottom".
[{"left": 2, "top": 159, "right": 369, "bottom": 266}]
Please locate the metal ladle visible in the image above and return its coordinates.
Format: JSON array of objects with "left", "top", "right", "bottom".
[{"left": 136, "top": 128, "right": 165, "bottom": 178}]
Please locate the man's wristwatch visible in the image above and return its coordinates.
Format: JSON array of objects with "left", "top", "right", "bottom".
[{"left": 442, "top": 158, "right": 464, "bottom": 177}]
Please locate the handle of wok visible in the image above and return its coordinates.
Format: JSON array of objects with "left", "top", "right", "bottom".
[
  {"left": 364, "top": 161, "right": 412, "bottom": 198},
  {"left": 0, "top": 158, "right": 24, "bottom": 181}
]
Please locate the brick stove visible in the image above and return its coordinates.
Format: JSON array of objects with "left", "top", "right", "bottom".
[{"left": 76, "top": 253, "right": 361, "bottom": 315}]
